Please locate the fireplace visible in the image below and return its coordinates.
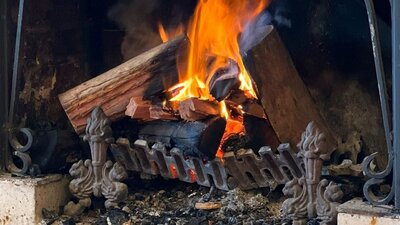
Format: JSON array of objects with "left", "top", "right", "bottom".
[{"left": 0, "top": 0, "right": 395, "bottom": 224}]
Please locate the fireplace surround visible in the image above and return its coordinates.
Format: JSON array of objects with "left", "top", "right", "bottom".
[{"left": 0, "top": 0, "right": 398, "bottom": 224}]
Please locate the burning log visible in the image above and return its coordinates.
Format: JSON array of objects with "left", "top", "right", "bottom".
[
  {"left": 125, "top": 97, "right": 177, "bottom": 121},
  {"left": 178, "top": 98, "right": 220, "bottom": 121},
  {"left": 58, "top": 25, "right": 335, "bottom": 154},
  {"left": 149, "top": 105, "right": 177, "bottom": 120},
  {"left": 59, "top": 36, "right": 186, "bottom": 133},
  {"left": 208, "top": 58, "right": 240, "bottom": 101},
  {"left": 125, "top": 96, "right": 219, "bottom": 122},
  {"left": 225, "top": 90, "right": 266, "bottom": 119},
  {"left": 242, "top": 102, "right": 267, "bottom": 119},
  {"left": 225, "top": 89, "right": 248, "bottom": 106},
  {"left": 248, "top": 26, "right": 337, "bottom": 149},
  {"left": 138, "top": 117, "right": 226, "bottom": 159}
]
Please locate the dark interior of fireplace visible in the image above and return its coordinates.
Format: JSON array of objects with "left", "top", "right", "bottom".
[{"left": 2, "top": 0, "right": 394, "bottom": 224}]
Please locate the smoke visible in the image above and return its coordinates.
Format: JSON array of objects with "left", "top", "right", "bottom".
[
  {"left": 239, "top": 0, "right": 294, "bottom": 54},
  {"left": 108, "top": 0, "right": 162, "bottom": 60},
  {"left": 239, "top": 11, "right": 273, "bottom": 54},
  {"left": 268, "top": 0, "right": 293, "bottom": 28},
  {"left": 108, "top": 0, "right": 197, "bottom": 61}
]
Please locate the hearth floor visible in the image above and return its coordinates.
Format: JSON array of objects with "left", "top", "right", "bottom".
[{"left": 47, "top": 177, "right": 286, "bottom": 225}]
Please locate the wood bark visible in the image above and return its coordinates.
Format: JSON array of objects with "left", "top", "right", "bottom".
[
  {"left": 248, "top": 26, "right": 336, "bottom": 149},
  {"left": 59, "top": 36, "right": 186, "bottom": 133}
]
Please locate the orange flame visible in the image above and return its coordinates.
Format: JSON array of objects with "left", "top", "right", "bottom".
[
  {"left": 169, "top": 0, "right": 269, "bottom": 102},
  {"left": 158, "top": 23, "right": 184, "bottom": 43}
]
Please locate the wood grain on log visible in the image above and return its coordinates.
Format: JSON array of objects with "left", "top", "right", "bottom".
[
  {"left": 149, "top": 105, "right": 177, "bottom": 120},
  {"left": 59, "top": 36, "right": 186, "bottom": 133},
  {"left": 125, "top": 97, "right": 151, "bottom": 121},
  {"left": 178, "top": 98, "right": 220, "bottom": 121},
  {"left": 249, "top": 26, "right": 336, "bottom": 149},
  {"left": 125, "top": 97, "right": 177, "bottom": 121}
]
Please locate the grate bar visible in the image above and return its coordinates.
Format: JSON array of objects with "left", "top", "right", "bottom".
[{"left": 111, "top": 138, "right": 304, "bottom": 191}]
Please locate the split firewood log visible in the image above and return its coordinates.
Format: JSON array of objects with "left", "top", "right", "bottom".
[
  {"left": 125, "top": 97, "right": 177, "bottom": 121},
  {"left": 248, "top": 25, "right": 336, "bottom": 149},
  {"left": 178, "top": 98, "right": 220, "bottom": 121},
  {"left": 59, "top": 36, "right": 186, "bottom": 133},
  {"left": 125, "top": 97, "right": 152, "bottom": 121}
]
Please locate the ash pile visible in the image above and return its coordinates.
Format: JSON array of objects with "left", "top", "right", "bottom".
[{"left": 50, "top": 178, "right": 285, "bottom": 225}]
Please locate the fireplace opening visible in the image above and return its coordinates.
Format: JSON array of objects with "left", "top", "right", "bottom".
[{"left": 1, "top": 0, "right": 394, "bottom": 224}]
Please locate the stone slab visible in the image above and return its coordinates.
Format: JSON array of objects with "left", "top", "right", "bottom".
[
  {"left": 337, "top": 198, "right": 400, "bottom": 225},
  {"left": 0, "top": 173, "right": 70, "bottom": 225}
]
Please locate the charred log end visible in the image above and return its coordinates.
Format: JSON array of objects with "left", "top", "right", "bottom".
[
  {"left": 138, "top": 117, "right": 226, "bottom": 160},
  {"left": 244, "top": 115, "right": 280, "bottom": 152},
  {"left": 198, "top": 117, "right": 227, "bottom": 159}
]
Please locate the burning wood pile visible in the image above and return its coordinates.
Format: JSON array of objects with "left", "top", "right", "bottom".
[{"left": 59, "top": 0, "right": 335, "bottom": 161}]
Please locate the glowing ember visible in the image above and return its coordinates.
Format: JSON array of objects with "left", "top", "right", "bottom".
[
  {"left": 169, "top": 164, "right": 178, "bottom": 178},
  {"left": 216, "top": 117, "right": 245, "bottom": 159},
  {"left": 189, "top": 169, "right": 196, "bottom": 182}
]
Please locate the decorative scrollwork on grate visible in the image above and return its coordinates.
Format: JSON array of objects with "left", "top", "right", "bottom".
[
  {"left": 362, "top": 152, "right": 394, "bottom": 205},
  {"left": 64, "top": 107, "right": 128, "bottom": 216},
  {"left": 282, "top": 122, "right": 342, "bottom": 225}
]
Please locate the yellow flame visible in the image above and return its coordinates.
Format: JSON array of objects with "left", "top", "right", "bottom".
[
  {"left": 158, "top": 23, "right": 169, "bottom": 43},
  {"left": 219, "top": 101, "right": 229, "bottom": 119},
  {"left": 166, "top": 0, "right": 268, "bottom": 101}
]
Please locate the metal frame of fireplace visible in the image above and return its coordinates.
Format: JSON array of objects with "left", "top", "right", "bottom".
[
  {"left": 0, "top": 0, "right": 9, "bottom": 171},
  {"left": 0, "top": 0, "right": 33, "bottom": 175},
  {"left": 393, "top": 0, "right": 400, "bottom": 210},
  {"left": 361, "top": 0, "right": 400, "bottom": 210}
]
